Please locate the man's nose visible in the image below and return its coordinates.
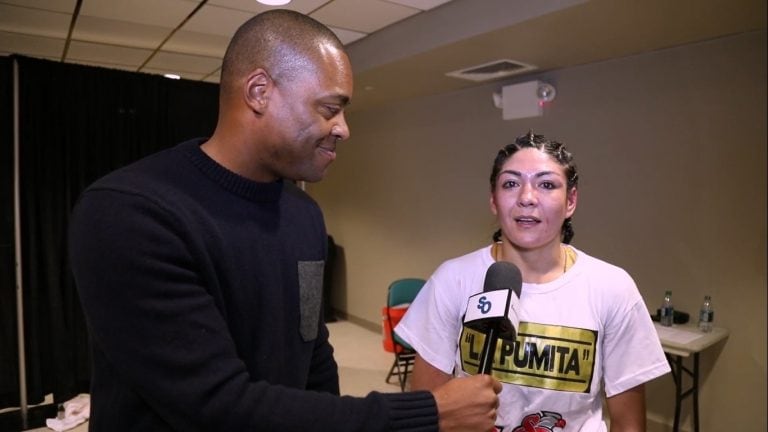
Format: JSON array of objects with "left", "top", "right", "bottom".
[{"left": 332, "top": 114, "right": 350, "bottom": 141}]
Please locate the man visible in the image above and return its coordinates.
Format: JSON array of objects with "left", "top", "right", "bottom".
[{"left": 69, "top": 9, "right": 500, "bottom": 431}]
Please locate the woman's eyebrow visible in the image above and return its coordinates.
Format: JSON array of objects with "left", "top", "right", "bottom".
[{"left": 500, "top": 169, "right": 559, "bottom": 178}]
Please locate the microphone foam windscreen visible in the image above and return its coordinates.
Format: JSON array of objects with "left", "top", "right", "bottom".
[{"left": 483, "top": 261, "right": 523, "bottom": 297}]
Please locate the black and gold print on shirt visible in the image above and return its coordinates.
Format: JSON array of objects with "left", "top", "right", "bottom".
[{"left": 459, "top": 322, "right": 597, "bottom": 393}]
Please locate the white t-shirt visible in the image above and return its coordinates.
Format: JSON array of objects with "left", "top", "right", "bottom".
[{"left": 396, "top": 245, "right": 670, "bottom": 432}]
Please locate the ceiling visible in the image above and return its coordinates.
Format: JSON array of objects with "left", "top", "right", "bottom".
[
  {"left": 0, "top": 0, "right": 456, "bottom": 80},
  {"left": 1, "top": 0, "right": 765, "bottom": 112}
]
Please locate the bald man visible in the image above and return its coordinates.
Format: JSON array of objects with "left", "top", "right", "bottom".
[{"left": 70, "top": 9, "right": 500, "bottom": 432}]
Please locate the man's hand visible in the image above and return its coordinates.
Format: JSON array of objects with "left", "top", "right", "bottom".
[{"left": 432, "top": 374, "right": 501, "bottom": 431}]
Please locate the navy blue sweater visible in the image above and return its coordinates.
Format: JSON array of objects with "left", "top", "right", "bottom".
[{"left": 69, "top": 138, "right": 438, "bottom": 431}]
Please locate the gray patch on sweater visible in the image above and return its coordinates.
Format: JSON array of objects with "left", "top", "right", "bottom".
[{"left": 298, "top": 260, "right": 324, "bottom": 341}]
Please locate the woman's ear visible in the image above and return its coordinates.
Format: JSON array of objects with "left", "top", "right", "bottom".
[
  {"left": 565, "top": 187, "right": 578, "bottom": 218},
  {"left": 244, "top": 69, "right": 270, "bottom": 114},
  {"left": 489, "top": 192, "right": 499, "bottom": 216}
]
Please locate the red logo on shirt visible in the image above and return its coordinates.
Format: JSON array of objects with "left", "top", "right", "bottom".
[{"left": 512, "top": 411, "right": 566, "bottom": 432}]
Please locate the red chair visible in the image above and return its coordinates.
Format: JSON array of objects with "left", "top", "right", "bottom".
[{"left": 383, "top": 278, "right": 425, "bottom": 391}]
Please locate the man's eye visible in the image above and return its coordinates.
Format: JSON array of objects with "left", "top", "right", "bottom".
[{"left": 324, "top": 105, "right": 340, "bottom": 116}]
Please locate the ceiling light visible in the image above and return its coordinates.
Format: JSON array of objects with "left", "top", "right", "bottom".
[
  {"left": 257, "top": 0, "right": 291, "bottom": 5},
  {"left": 164, "top": 74, "right": 181, "bottom": 80}
]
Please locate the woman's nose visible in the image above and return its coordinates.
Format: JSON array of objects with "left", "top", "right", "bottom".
[{"left": 518, "top": 184, "right": 536, "bottom": 206}]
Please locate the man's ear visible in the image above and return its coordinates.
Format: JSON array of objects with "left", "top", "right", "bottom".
[{"left": 244, "top": 69, "right": 270, "bottom": 114}]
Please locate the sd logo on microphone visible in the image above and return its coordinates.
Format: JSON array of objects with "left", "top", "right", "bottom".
[
  {"left": 477, "top": 296, "right": 492, "bottom": 314},
  {"left": 463, "top": 289, "right": 520, "bottom": 336}
]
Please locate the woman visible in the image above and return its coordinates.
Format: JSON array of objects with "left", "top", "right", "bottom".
[{"left": 395, "top": 131, "right": 669, "bottom": 431}]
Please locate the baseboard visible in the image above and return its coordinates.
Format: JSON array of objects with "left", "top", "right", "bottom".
[
  {"left": 647, "top": 413, "right": 685, "bottom": 432},
  {"left": 331, "top": 310, "right": 380, "bottom": 333}
]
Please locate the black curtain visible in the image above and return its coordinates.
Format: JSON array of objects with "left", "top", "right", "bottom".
[
  {"left": 0, "top": 55, "right": 219, "bottom": 410},
  {"left": 0, "top": 58, "right": 18, "bottom": 409}
]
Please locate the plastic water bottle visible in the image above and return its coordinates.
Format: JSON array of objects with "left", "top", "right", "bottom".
[
  {"left": 698, "top": 295, "right": 713, "bottom": 332},
  {"left": 660, "top": 290, "right": 674, "bottom": 327}
]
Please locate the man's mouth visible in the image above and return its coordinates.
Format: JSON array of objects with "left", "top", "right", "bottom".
[{"left": 317, "top": 143, "right": 337, "bottom": 160}]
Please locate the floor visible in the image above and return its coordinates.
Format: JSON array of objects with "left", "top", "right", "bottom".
[{"left": 24, "top": 320, "right": 402, "bottom": 432}]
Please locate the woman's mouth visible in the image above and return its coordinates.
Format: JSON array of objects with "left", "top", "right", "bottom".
[{"left": 514, "top": 216, "right": 540, "bottom": 226}]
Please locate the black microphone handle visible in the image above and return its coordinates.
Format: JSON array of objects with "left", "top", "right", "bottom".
[{"left": 477, "top": 326, "right": 498, "bottom": 375}]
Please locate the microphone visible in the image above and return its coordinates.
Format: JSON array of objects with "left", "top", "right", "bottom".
[{"left": 463, "top": 261, "right": 523, "bottom": 375}]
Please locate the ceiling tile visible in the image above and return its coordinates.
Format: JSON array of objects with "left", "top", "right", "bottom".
[
  {"left": 164, "top": 29, "right": 230, "bottom": 57},
  {"left": 202, "top": 74, "right": 220, "bottom": 84},
  {"left": 311, "top": 0, "right": 420, "bottom": 33},
  {"left": 329, "top": 26, "right": 368, "bottom": 45},
  {"left": 204, "top": 0, "right": 270, "bottom": 14},
  {"left": 207, "top": 0, "right": 329, "bottom": 14},
  {"left": 79, "top": 0, "right": 200, "bottom": 28},
  {"left": 0, "top": 0, "right": 76, "bottom": 14},
  {"left": 384, "top": 0, "right": 452, "bottom": 11},
  {"left": 66, "top": 40, "right": 153, "bottom": 68},
  {"left": 198, "top": 68, "right": 221, "bottom": 83},
  {"left": 182, "top": 4, "right": 255, "bottom": 37},
  {"left": 0, "top": 31, "right": 65, "bottom": 59},
  {"left": 0, "top": 4, "right": 72, "bottom": 39},
  {"left": 64, "top": 59, "right": 141, "bottom": 73},
  {"left": 72, "top": 16, "right": 169, "bottom": 49},
  {"left": 142, "top": 66, "right": 206, "bottom": 81},
  {"left": 145, "top": 50, "right": 222, "bottom": 74}
]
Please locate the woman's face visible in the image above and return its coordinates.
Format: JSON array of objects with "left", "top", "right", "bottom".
[{"left": 490, "top": 148, "right": 577, "bottom": 251}]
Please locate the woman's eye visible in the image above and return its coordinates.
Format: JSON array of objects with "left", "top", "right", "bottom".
[
  {"left": 501, "top": 180, "right": 518, "bottom": 189},
  {"left": 540, "top": 181, "right": 556, "bottom": 190}
]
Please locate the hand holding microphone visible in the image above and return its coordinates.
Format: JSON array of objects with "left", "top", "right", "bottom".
[
  {"left": 463, "top": 261, "right": 523, "bottom": 375},
  {"left": 432, "top": 374, "right": 501, "bottom": 432}
]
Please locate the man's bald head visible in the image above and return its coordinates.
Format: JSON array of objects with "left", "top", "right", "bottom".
[{"left": 220, "top": 9, "right": 346, "bottom": 98}]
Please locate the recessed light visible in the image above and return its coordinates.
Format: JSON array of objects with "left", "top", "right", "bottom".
[
  {"left": 164, "top": 74, "right": 181, "bottom": 80},
  {"left": 256, "top": 0, "right": 291, "bottom": 5}
]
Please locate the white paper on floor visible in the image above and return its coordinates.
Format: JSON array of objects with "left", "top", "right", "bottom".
[{"left": 45, "top": 394, "right": 90, "bottom": 432}]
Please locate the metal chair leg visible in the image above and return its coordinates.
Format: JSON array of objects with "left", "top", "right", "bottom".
[{"left": 386, "top": 359, "right": 398, "bottom": 384}]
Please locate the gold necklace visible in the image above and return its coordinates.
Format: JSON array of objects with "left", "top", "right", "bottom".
[
  {"left": 563, "top": 245, "right": 568, "bottom": 273},
  {"left": 562, "top": 245, "right": 575, "bottom": 273},
  {"left": 492, "top": 242, "right": 502, "bottom": 262}
]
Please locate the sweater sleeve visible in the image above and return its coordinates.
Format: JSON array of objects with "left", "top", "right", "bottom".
[
  {"left": 69, "top": 188, "right": 439, "bottom": 431},
  {"left": 306, "top": 319, "right": 341, "bottom": 395}
]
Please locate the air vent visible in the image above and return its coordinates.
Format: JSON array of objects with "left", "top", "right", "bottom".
[{"left": 446, "top": 59, "right": 537, "bottom": 82}]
